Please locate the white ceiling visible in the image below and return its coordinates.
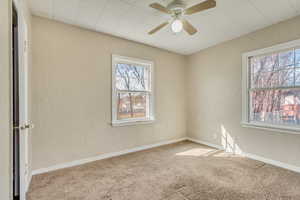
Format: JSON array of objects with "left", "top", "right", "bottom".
[{"left": 29, "top": 0, "right": 300, "bottom": 55}]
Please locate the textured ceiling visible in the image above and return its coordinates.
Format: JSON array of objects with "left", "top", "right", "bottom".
[{"left": 29, "top": 0, "right": 300, "bottom": 55}]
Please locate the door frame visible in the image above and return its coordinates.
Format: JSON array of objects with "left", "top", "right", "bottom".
[{"left": 12, "top": 0, "right": 30, "bottom": 199}]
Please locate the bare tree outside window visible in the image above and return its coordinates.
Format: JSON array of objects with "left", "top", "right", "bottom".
[
  {"left": 115, "top": 63, "right": 150, "bottom": 120},
  {"left": 249, "top": 48, "right": 300, "bottom": 126}
]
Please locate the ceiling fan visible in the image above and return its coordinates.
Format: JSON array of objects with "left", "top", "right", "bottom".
[{"left": 148, "top": 0, "right": 216, "bottom": 35}]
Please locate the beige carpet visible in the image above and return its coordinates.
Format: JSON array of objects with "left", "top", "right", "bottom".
[{"left": 27, "top": 141, "right": 300, "bottom": 200}]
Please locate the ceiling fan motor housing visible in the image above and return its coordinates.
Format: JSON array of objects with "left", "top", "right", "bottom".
[{"left": 167, "top": 0, "right": 187, "bottom": 13}]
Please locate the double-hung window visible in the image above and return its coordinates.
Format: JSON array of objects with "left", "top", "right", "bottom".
[
  {"left": 112, "top": 55, "right": 154, "bottom": 126},
  {"left": 242, "top": 39, "right": 300, "bottom": 133}
]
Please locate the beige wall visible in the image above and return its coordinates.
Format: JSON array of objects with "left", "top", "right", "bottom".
[
  {"left": 32, "top": 14, "right": 300, "bottom": 172},
  {"left": 0, "top": 0, "right": 11, "bottom": 199},
  {"left": 31, "top": 16, "right": 187, "bottom": 170},
  {"left": 187, "top": 16, "right": 300, "bottom": 167}
]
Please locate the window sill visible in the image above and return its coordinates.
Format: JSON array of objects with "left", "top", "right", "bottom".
[
  {"left": 112, "top": 118, "right": 155, "bottom": 127},
  {"left": 241, "top": 121, "right": 300, "bottom": 135}
]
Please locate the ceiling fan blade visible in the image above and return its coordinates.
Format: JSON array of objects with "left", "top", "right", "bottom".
[
  {"left": 182, "top": 19, "right": 197, "bottom": 35},
  {"left": 149, "top": 3, "right": 171, "bottom": 14},
  {"left": 148, "top": 22, "right": 169, "bottom": 35},
  {"left": 185, "top": 0, "right": 216, "bottom": 15}
]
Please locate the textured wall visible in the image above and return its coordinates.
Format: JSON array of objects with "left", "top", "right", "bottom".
[
  {"left": 187, "top": 16, "right": 300, "bottom": 167},
  {"left": 31, "top": 16, "right": 187, "bottom": 170},
  {"left": 0, "top": 0, "right": 12, "bottom": 199},
  {"left": 31, "top": 12, "right": 300, "bottom": 173}
]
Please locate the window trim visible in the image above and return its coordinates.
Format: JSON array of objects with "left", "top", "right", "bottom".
[
  {"left": 111, "top": 54, "right": 155, "bottom": 127},
  {"left": 241, "top": 39, "right": 300, "bottom": 134}
]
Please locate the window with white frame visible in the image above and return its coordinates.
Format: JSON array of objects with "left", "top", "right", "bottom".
[
  {"left": 242, "top": 39, "right": 300, "bottom": 132},
  {"left": 112, "top": 55, "right": 154, "bottom": 126}
]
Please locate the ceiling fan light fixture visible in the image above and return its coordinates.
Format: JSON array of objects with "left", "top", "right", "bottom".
[
  {"left": 171, "top": 19, "right": 183, "bottom": 33},
  {"left": 148, "top": 0, "right": 216, "bottom": 35}
]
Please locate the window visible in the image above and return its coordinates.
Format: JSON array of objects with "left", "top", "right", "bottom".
[
  {"left": 242, "top": 39, "right": 300, "bottom": 133},
  {"left": 112, "top": 55, "right": 154, "bottom": 126}
]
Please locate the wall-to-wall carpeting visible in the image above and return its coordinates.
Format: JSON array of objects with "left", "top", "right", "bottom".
[{"left": 28, "top": 141, "right": 300, "bottom": 200}]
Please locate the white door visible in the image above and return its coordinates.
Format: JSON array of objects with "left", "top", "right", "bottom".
[{"left": 18, "top": 13, "right": 31, "bottom": 200}]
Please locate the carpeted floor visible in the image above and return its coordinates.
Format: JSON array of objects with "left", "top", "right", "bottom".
[{"left": 27, "top": 141, "right": 300, "bottom": 200}]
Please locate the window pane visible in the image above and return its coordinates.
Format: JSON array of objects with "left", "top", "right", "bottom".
[
  {"left": 252, "top": 69, "right": 295, "bottom": 88},
  {"left": 250, "top": 89, "right": 300, "bottom": 126},
  {"left": 279, "top": 50, "right": 294, "bottom": 67},
  {"left": 250, "top": 54, "right": 278, "bottom": 73},
  {"left": 251, "top": 71, "right": 279, "bottom": 89},
  {"left": 116, "top": 63, "right": 149, "bottom": 91},
  {"left": 296, "top": 49, "right": 300, "bottom": 64},
  {"left": 278, "top": 69, "right": 294, "bottom": 87},
  {"left": 250, "top": 57, "right": 262, "bottom": 74},
  {"left": 117, "top": 92, "right": 148, "bottom": 120},
  {"left": 296, "top": 67, "right": 300, "bottom": 86}
]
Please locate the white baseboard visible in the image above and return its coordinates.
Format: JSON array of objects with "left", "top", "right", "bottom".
[
  {"left": 187, "top": 137, "right": 224, "bottom": 150},
  {"left": 32, "top": 137, "right": 300, "bottom": 176},
  {"left": 32, "top": 137, "right": 187, "bottom": 175},
  {"left": 187, "top": 137, "right": 300, "bottom": 173},
  {"left": 242, "top": 152, "right": 300, "bottom": 173}
]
